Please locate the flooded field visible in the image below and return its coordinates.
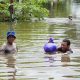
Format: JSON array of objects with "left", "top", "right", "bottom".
[{"left": 0, "top": 21, "right": 80, "bottom": 80}]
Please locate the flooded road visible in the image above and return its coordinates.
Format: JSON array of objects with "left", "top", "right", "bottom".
[{"left": 0, "top": 21, "right": 80, "bottom": 80}]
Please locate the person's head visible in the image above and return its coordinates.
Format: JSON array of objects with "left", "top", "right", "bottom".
[
  {"left": 7, "top": 31, "right": 16, "bottom": 45},
  {"left": 68, "top": 16, "right": 72, "bottom": 20},
  {"left": 61, "top": 39, "right": 71, "bottom": 50}
]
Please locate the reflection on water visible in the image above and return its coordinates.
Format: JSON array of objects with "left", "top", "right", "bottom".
[
  {"left": 6, "top": 54, "right": 16, "bottom": 80},
  {"left": 0, "top": 1, "right": 80, "bottom": 79},
  {"left": 72, "top": 1, "right": 80, "bottom": 18},
  {"left": 0, "top": 21, "right": 80, "bottom": 80},
  {"left": 61, "top": 54, "right": 70, "bottom": 62},
  {"left": 0, "top": 53, "right": 16, "bottom": 80},
  {"left": 50, "top": 0, "right": 72, "bottom": 17}
]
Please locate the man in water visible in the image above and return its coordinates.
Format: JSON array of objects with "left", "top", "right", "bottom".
[{"left": 57, "top": 39, "right": 73, "bottom": 53}]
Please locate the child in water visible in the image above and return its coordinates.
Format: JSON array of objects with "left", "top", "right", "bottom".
[
  {"left": 57, "top": 39, "right": 73, "bottom": 53},
  {"left": 0, "top": 31, "right": 17, "bottom": 54}
]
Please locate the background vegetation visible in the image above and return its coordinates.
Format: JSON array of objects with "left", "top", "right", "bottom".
[{"left": 0, "top": 0, "right": 49, "bottom": 21}]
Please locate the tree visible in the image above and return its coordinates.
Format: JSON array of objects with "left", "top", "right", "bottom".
[
  {"left": 14, "top": 0, "right": 49, "bottom": 21},
  {"left": 0, "top": 0, "right": 49, "bottom": 21}
]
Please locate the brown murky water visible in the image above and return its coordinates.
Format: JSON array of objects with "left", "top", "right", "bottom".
[{"left": 0, "top": 21, "right": 80, "bottom": 80}]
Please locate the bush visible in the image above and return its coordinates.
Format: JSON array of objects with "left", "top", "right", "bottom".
[{"left": 0, "top": 0, "right": 49, "bottom": 21}]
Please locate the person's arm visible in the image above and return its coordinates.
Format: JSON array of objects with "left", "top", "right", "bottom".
[
  {"left": 0, "top": 43, "right": 6, "bottom": 51},
  {"left": 64, "top": 48, "right": 73, "bottom": 54},
  {"left": 0, "top": 43, "right": 10, "bottom": 54},
  {"left": 11, "top": 48, "right": 18, "bottom": 53},
  {"left": 10, "top": 43, "right": 18, "bottom": 53},
  {"left": 67, "top": 49, "right": 73, "bottom": 54},
  {"left": 0, "top": 43, "right": 6, "bottom": 54}
]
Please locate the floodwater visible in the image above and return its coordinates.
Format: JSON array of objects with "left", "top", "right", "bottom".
[
  {"left": 0, "top": 21, "right": 80, "bottom": 80},
  {"left": 0, "top": 0, "right": 80, "bottom": 80}
]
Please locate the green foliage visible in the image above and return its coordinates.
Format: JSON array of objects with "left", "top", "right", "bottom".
[
  {"left": 14, "top": 0, "right": 49, "bottom": 21},
  {"left": 0, "top": 0, "right": 49, "bottom": 21},
  {"left": 0, "top": 2, "right": 10, "bottom": 21}
]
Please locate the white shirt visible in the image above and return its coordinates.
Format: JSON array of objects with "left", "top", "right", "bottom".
[{"left": 0, "top": 42, "right": 17, "bottom": 54}]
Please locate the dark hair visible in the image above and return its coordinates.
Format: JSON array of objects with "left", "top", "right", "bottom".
[
  {"left": 7, "top": 35, "right": 16, "bottom": 39},
  {"left": 63, "top": 39, "right": 71, "bottom": 46}
]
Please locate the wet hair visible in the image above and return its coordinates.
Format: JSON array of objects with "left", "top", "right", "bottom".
[{"left": 63, "top": 39, "right": 71, "bottom": 46}]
